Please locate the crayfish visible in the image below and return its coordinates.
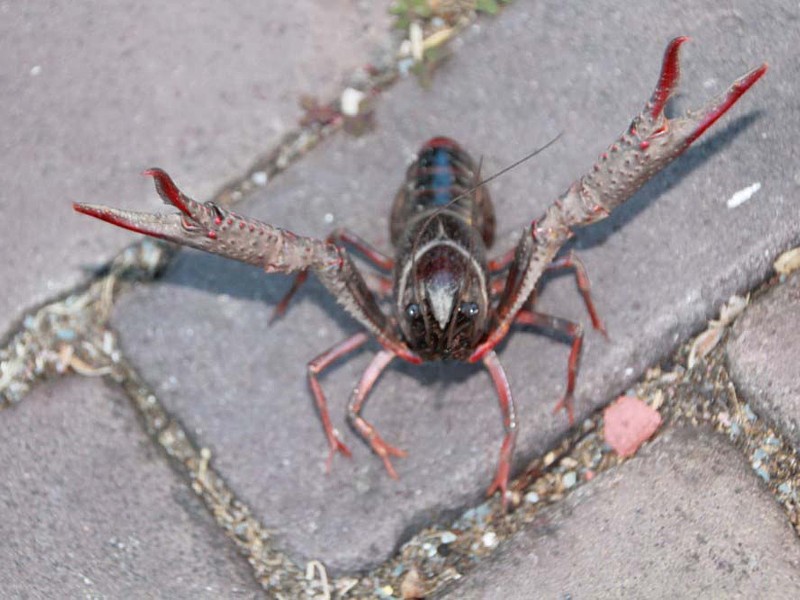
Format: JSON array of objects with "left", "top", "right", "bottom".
[{"left": 75, "top": 38, "right": 766, "bottom": 507}]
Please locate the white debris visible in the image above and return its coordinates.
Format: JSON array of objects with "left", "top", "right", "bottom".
[
  {"left": 524, "top": 491, "right": 540, "bottom": 504},
  {"left": 410, "top": 22, "right": 424, "bottom": 62},
  {"left": 482, "top": 531, "right": 498, "bottom": 548},
  {"left": 726, "top": 182, "right": 761, "bottom": 209},
  {"left": 30, "top": 65, "right": 42, "bottom": 76},
  {"left": 250, "top": 171, "right": 268, "bottom": 186},
  {"left": 340, "top": 87, "right": 365, "bottom": 117}
]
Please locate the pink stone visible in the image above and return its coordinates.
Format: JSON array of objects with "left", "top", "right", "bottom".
[{"left": 603, "top": 396, "right": 662, "bottom": 457}]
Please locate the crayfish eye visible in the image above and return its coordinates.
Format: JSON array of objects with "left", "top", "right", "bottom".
[
  {"left": 405, "top": 303, "right": 421, "bottom": 320},
  {"left": 459, "top": 301, "right": 479, "bottom": 318}
]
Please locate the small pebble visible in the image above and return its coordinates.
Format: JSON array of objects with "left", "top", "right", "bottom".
[
  {"left": 398, "top": 57, "right": 414, "bottom": 75},
  {"left": 455, "top": 502, "right": 491, "bottom": 528},
  {"left": 560, "top": 457, "right": 578, "bottom": 469},
  {"left": 250, "top": 171, "right": 268, "bottom": 186},
  {"left": 439, "top": 531, "right": 457, "bottom": 544},
  {"left": 524, "top": 491, "right": 540, "bottom": 504},
  {"left": 743, "top": 404, "right": 757, "bottom": 422},
  {"left": 562, "top": 471, "right": 577, "bottom": 489},
  {"left": 482, "top": 531, "right": 498, "bottom": 548},
  {"left": 751, "top": 448, "right": 769, "bottom": 466},
  {"left": 55, "top": 328, "right": 75, "bottom": 341},
  {"left": 340, "top": 87, "right": 365, "bottom": 116},
  {"left": 755, "top": 467, "right": 770, "bottom": 482}
]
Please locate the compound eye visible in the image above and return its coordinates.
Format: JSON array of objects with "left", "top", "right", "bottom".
[
  {"left": 405, "top": 303, "right": 421, "bottom": 320},
  {"left": 459, "top": 301, "right": 479, "bottom": 318}
]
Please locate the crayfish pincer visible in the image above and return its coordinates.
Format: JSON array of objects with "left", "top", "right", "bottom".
[{"left": 75, "top": 38, "right": 766, "bottom": 508}]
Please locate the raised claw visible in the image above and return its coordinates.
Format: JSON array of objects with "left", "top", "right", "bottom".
[
  {"left": 682, "top": 62, "right": 768, "bottom": 147},
  {"left": 74, "top": 169, "right": 410, "bottom": 357},
  {"left": 648, "top": 35, "right": 690, "bottom": 119},
  {"left": 479, "top": 39, "right": 767, "bottom": 360},
  {"left": 74, "top": 169, "right": 222, "bottom": 246},
  {"left": 73, "top": 201, "right": 186, "bottom": 241}
]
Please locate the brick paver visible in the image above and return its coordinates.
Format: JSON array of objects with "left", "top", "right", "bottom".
[
  {"left": 443, "top": 427, "right": 800, "bottom": 598},
  {"left": 111, "top": 0, "right": 797, "bottom": 572},
  {"left": 727, "top": 273, "right": 800, "bottom": 446},
  {"left": 0, "top": 0, "right": 392, "bottom": 339},
  {"left": 0, "top": 377, "right": 261, "bottom": 597}
]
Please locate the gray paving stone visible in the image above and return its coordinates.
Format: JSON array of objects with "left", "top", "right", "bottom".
[
  {"left": 727, "top": 273, "right": 800, "bottom": 446},
  {"left": 0, "top": 377, "right": 261, "bottom": 597},
  {"left": 443, "top": 427, "right": 800, "bottom": 598},
  {"left": 112, "top": 0, "right": 799, "bottom": 573},
  {"left": 0, "top": 0, "right": 392, "bottom": 339}
]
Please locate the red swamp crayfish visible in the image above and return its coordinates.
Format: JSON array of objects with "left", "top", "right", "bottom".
[{"left": 75, "top": 38, "right": 766, "bottom": 507}]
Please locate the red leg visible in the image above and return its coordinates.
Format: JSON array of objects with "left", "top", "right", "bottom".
[
  {"left": 516, "top": 310, "right": 583, "bottom": 425},
  {"left": 545, "top": 250, "right": 607, "bottom": 336},
  {"left": 332, "top": 229, "right": 394, "bottom": 271},
  {"left": 482, "top": 350, "right": 517, "bottom": 509},
  {"left": 307, "top": 332, "right": 370, "bottom": 471},
  {"left": 488, "top": 246, "right": 517, "bottom": 273},
  {"left": 271, "top": 228, "right": 394, "bottom": 323},
  {"left": 347, "top": 349, "right": 406, "bottom": 479}
]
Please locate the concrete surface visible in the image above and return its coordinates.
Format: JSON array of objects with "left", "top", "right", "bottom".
[
  {"left": 111, "top": 0, "right": 798, "bottom": 572},
  {"left": 727, "top": 273, "right": 800, "bottom": 446},
  {"left": 2, "top": 0, "right": 798, "bottom": 594},
  {"left": 441, "top": 427, "right": 800, "bottom": 598},
  {"left": 0, "top": 0, "right": 392, "bottom": 340},
  {"left": 0, "top": 377, "right": 261, "bottom": 597}
]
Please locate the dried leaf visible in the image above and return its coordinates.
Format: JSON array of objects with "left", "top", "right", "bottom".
[
  {"left": 688, "top": 326, "right": 724, "bottom": 369},
  {"left": 717, "top": 294, "right": 749, "bottom": 326},
  {"left": 774, "top": 247, "right": 800, "bottom": 276}
]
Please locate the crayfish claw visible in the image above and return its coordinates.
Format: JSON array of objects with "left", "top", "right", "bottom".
[
  {"left": 648, "top": 36, "right": 690, "bottom": 119},
  {"left": 142, "top": 168, "right": 195, "bottom": 218},
  {"left": 683, "top": 62, "right": 768, "bottom": 147}
]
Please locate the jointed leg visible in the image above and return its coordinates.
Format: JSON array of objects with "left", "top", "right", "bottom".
[
  {"left": 545, "top": 251, "right": 607, "bottom": 336},
  {"left": 516, "top": 309, "right": 583, "bottom": 424},
  {"left": 348, "top": 349, "right": 406, "bottom": 478},
  {"left": 483, "top": 350, "right": 517, "bottom": 508},
  {"left": 271, "top": 228, "right": 394, "bottom": 322},
  {"left": 488, "top": 246, "right": 517, "bottom": 273},
  {"left": 307, "top": 332, "right": 370, "bottom": 471}
]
